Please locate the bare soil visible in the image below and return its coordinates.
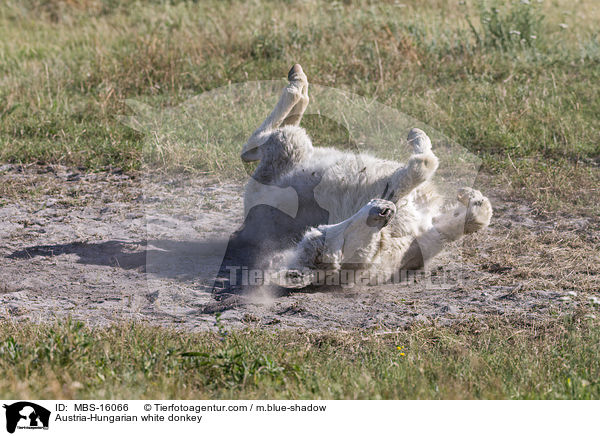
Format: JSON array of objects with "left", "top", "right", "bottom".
[{"left": 1, "top": 164, "right": 598, "bottom": 331}]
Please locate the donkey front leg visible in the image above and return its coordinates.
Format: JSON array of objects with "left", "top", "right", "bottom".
[{"left": 385, "top": 128, "right": 439, "bottom": 203}]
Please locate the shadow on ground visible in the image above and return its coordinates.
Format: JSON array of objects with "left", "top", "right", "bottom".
[{"left": 8, "top": 239, "right": 228, "bottom": 282}]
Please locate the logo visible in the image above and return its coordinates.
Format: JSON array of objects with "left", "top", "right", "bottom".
[{"left": 2, "top": 402, "right": 50, "bottom": 434}]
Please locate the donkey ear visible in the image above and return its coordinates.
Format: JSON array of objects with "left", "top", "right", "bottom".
[
  {"left": 241, "top": 146, "right": 261, "bottom": 162},
  {"left": 2, "top": 405, "right": 7, "bottom": 408}
]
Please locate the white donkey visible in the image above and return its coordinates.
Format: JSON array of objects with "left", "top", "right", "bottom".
[{"left": 228, "top": 64, "right": 492, "bottom": 290}]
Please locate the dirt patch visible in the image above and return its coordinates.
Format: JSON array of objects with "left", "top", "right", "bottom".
[{"left": 1, "top": 164, "right": 598, "bottom": 330}]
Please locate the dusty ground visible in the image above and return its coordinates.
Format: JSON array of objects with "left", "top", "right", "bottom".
[{"left": 1, "top": 164, "right": 598, "bottom": 331}]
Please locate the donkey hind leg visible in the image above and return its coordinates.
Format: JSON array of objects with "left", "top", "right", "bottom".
[
  {"left": 280, "top": 64, "right": 309, "bottom": 127},
  {"left": 241, "top": 64, "right": 309, "bottom": 161},
  {"left": 408, "top": 187, "right": 492, "bottom": 265},
  {"left": 384, "top": 128, "right": 439, "bottom": 203}
]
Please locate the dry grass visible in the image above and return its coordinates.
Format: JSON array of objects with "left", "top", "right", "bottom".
[
  {"left": 462, "top": 200, "right": 600, "bottom": 296},
  {"left": 0, "top": 0, "right": 598, "bottom": 213}
]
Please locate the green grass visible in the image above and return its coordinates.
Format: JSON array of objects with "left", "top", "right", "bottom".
[
  {"left": 0, "top": 0, "right": 598, "bottom": 211},
  {"left": 0, "top": 317, "right": 599, "bottom": 399},
  {"left": 1, "top": 0, "right": 599, "bottom": 400}
]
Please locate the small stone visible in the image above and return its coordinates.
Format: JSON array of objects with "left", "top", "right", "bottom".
[
  {"left": 126, "top": 213, "right": 144, "bottom": 219},
  {"left": 44, "top": 198, "right": 58, "bottom": 207},
  {"left": 441, "top": 305, "right": 459, "bottom": 314},
  {"left": 588, "top": 296, "right": 600, "bottom": 306},
  {"left": 567, "top": 291, "right": 577, "bottom": 297},
  {"left": 145, "top": 291, "right": 159, "bottom": 303},
  {"left": 7, "top": 305, "right": 22, "bottom": 316},
  {"left": 414, "top": 314, "right": 429, "bottom": 323},
  {"left": 558, "top": 296, "right": 571, "bottom": 302}
]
